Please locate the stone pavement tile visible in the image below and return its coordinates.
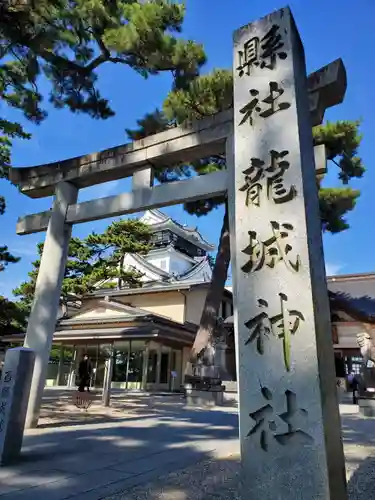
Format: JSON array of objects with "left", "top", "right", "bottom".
[
  {"left": 109, "top": 447, "right": 212, "bottom": 474},
  {"left": 43, "top": 450, "right": 138, "bottom": 476},
  {"left": 47, "top": 445, "right": 169, "bottom": 476},
  {"left": 0, "top": 461, "right": 73, "bottom": 481},
  {"left": 0, "top": 470, "right": 71, "bottom": 496},
  {"left": 77, "top": 451, "right": 217, "bottom": 500},
  {"left": 0, "top": 469, "right": 131, "bottom": 500},
  {"left": 76, "top": 468, "right": 185, "bottom": 500}
]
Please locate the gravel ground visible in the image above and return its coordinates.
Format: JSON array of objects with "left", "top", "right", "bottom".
[
  {"left": 105, "top": 405, "right": 375, "bottom": 500},
  {"left": 104, "top": 452, "right": 375, "bottom": 500},
  {"left": 104, "top": 454, "right": 242, "bottom": 500}
]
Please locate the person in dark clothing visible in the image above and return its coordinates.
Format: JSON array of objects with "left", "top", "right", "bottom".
[
  {"left": 78, "top": 354, "right": 92, "bottom": 392},
  {"left": 351, "top": 373, "right": 359, "bottom": 404}
]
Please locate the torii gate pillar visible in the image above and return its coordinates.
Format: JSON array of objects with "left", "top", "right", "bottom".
[{"left": 24, "top": 182, "right": 78, "bottom": 428}]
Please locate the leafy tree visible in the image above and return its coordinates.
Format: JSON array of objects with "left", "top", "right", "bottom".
[
  {"left": 128, "top": 68, "right": 364, "bottom": 368},
  {"left": 0, "top": 0, "right": 206, "bottom": 271},
  {"left": 13, "top": 218, "right": 151, "bottom": 311},
  {"left": 1, "top": 0, "right": 205, "bottom": 338}
]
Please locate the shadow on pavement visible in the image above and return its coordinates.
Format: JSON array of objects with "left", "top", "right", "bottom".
[{"left": 0, "top": 391, "right": 239, "bottom": 499}]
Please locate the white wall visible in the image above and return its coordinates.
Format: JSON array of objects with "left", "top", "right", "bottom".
[
  {"left": 146, "top": 254, "right": 171, "bottom": 273},
  {"left": 122, "top": 253, "right": 162, "bottom": 282},
  {"left": 146, "top": 248, "right": 195, "bottom": 276},
  {"left": 169, "top": 250, "right": 194, "bottom": 275},
  {"left": 185, "top": 288, "right": 233, "bottom": 325}
]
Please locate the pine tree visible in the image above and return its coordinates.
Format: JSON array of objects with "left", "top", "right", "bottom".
[
  {"left": 0, "top": 295, "right": 27, "bottom": 338},
  {"left": 13, "top": 218, "right": 151, "bottom": 311},
  {"left": 0, "top": 0, "right": 206, "bottom": 270},
  {"left": 0, "top": 245, "right": 20, "bottom": 272},
  {"left": 128, "top": 68, "right": 364, "bottom": 368}
]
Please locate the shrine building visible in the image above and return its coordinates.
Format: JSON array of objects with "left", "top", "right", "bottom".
[
  {"left": 4, "top": 210, "right": 234, "bottom": 391},
  {"left": 4, "top": 209, "right": 375, "bottom": 392}
]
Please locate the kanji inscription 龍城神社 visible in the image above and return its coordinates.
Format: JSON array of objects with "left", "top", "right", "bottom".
[
  {"left": 247, "top": 386, "right": 313, "bottom": 452},
  {"left": 239, "top": 150, "right": 297, "bottom": 207},
  {"left": 239, "top": 82, "right": 291, "bottom": 126},
  {"left": 237, "top": 24, "right": 287, "bottom": 77},
  {"left": 244, "top": 293, "right": 305, "bottom": 371},
  {"left": 241, "top": 221, "right": 301, "bottom": 274}
]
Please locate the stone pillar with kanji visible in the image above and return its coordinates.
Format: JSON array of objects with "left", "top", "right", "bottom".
[
  {"left": 231, "top": 8, "right": 347, "bottom": 498},
  {"left": 0, "top": 348, "right": 34, "bottom": 465}
]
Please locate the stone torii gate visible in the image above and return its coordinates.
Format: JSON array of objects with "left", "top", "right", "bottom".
[{"left": 9, "top": 7, "right": 347, "bottom": 498}]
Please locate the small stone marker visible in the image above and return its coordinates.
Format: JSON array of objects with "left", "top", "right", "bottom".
[
  {"left": 0, "top": 348, "right": 35, "bottom": 465},
  {"left": 232, "top": 8, "right": 347, "bottom": 499}
]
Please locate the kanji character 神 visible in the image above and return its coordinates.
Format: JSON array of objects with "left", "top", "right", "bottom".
[
  {"left": 239, "top": 82, "right": 290, "bottom": 126},
  {"left": 239, "top": 150, "right": 297, "bottom": 207},
  {"left": 244, "top": 293, "right": 305, "bottom": 371},
  {"left": 241, "top": 221, "right": 301, "bottom": 274},
  {"left": 244, "top": 299, "right": 273, "bottom": 355},
  {"left": 236, "top": 24, "right": 287, "bottom": 77}
]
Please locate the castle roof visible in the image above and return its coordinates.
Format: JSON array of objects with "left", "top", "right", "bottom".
[
  {"left": 122, "top": 252, "right": 212, "bottom": 285},
  {"left": 140, "top": 209, "right": 215, "bottom": 252}
]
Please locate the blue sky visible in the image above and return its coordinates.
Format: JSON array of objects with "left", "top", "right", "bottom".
[{"left": 0, "top": 0, "right": 373, "bottom": 298}]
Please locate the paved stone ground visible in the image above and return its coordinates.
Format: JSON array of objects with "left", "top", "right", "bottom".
[
  {"left": 1, "top": 390, "right": 375, "bottom": 499},
  {"left": 37, "top": 388, "right": 179, "bottom": 427},
  {"left": 0, "top": 389, "right": 239, "bottom": 500}
]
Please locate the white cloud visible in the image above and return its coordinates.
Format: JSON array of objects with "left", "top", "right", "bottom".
[{"left": 325, "top": 262, "right": 344, "bottom": 277}]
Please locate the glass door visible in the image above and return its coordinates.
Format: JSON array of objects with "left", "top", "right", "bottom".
[{"left": 127, "top": 341, "right": 144, "bottom": 390}]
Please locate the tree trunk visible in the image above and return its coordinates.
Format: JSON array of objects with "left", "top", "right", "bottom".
[{"left": 188, "top": 201, "right": 231, "bottom": 372}]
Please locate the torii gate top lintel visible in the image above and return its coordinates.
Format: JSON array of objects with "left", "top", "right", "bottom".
[
  {"left": 10, "top": 108, "right": 233, "bottom": 200},
  {"left": 10, "top": 58, "right": 345, "bottom": 202}
]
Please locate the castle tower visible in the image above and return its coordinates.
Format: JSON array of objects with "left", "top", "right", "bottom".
[{"left": 122, "top": 210, "right": 214, "bottom": 286}]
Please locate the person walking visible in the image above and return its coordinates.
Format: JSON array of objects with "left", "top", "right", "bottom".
[
  {"left": 348, "top": 370, "right": 359, "bottom": 404},
  {"left": 78, "top": 354, "right": 92, "bottom": 392}
]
